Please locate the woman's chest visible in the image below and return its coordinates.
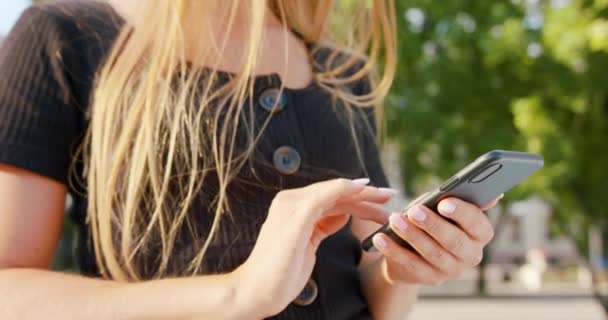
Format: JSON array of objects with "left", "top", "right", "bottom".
[{"left": 234, "top": 80, "right": 366, "bottom": 191}]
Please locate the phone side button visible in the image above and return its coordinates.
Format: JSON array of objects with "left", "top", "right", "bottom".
[{"left": 439, "top": 177, "right": 460, "bottom": 191}]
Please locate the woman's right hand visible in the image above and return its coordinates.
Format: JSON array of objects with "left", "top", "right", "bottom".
[{"left": 232, "top": 178, "right": 394, "bottom": 318}]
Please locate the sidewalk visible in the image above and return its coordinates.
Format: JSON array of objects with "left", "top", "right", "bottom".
[{"left": 408, "top": 298, "right": 604, "bottom": 320}]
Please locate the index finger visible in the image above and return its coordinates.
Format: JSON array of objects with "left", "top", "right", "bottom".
[
  {"left": 298, "top": 178, "right": 370, "bottom": 216},
  {"left": 339, "top": 185, "right": 397, "bottom": 204}
]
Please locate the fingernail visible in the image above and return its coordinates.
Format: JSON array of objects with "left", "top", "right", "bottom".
[
  {"left": 408, "top": 205, "right": 427, "bottom": 222},
  {"left": 389, "top": 213, "right": 408, "bottom": 232},
  {"left": 378, "top": 188, "right": 399, "bottom": 196},
  {"left": 352, "top": 178, "right": 370, "bottom": 186},
  {"left": 373, "top": 234, "right": 388, "bottom": 249},
  {"left": 438, "top": 200, "right": 456, "bottom": 215},
  {"left": 499, "top": 193, "right": 505, "bottom": 199}
]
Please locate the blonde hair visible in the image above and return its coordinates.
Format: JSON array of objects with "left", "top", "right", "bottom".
[{"left": 84, "top": 0, "right": 396, "bottom": 281}]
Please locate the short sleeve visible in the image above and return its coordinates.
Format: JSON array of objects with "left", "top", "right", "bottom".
[{"left": 0, "top": 7, "right": 81, "bottom": 183}]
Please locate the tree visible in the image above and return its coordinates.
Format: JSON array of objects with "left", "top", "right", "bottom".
[{"left": 388, "top": 0, "right": 608, "bottom": 311}]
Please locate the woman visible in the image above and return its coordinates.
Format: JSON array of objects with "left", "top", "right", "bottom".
[{"left": 0, "top": 1, "right": 497, "bottom": 319}]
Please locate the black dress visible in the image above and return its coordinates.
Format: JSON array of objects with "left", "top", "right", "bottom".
[{"left": 0, "top": 2, "right": 389, "bottom": 319}]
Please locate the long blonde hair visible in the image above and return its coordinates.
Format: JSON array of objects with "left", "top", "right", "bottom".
[{"left": 84, "top": 0, "right": 396, "bottom": 281}]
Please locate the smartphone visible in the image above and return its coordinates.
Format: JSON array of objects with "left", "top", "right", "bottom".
[{"left": 361, "top": 150, "right": 544, "bottom": 252}]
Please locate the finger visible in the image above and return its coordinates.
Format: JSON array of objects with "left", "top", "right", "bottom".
[
  {"left": 303, "top": 178, "right": 369, "bottom": 211},
  {"left": 291, "top": 178, "right": 373, "bottom": 235},
  {"left": 311, "top": 200, "right": 390, "bottom": 247},
  {"left": 404, "top": 206, "right": 481, "bottom": 265},
  {"left": 293, "top": 178, "right": 368, "bottom": 227},
  {"left": 327, "top": 202, "right": 390, "bottom": 224},
  {"left": 310, "top": 215, "right": 350, "bottom": 248},
  {"left": 436, "top": 198, "right": 495, "bottom": 244},
  {"left": 340, "top": 186, "right": 397, "bottom": 204},
  {"left": 372, "top": 233, "right": 446, "bottom": 286},
  {"left": 387, "top": 213, "right": 465, "bottom": 276},
  {"left": 480, "top": 193, "right": 504, "bottom": 211}
]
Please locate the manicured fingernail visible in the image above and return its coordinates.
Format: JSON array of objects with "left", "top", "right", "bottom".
[
  {"left": 373, "top": 234, "right": 388, "bottom": 249},
  {"left": 438, "top": 200, "right": 456, "bottom": 215},
  {"left": 352, "top": 178, "right": 370, "bottom": 186},
  {"left": 389, "top": 213, "right": 408, "bottom": 232},
  {"left": 408, "top": 205, "right": 427, "bottom": 222},
  {"left": 378, "top": 188, "right": 399, "bottom": 196}
]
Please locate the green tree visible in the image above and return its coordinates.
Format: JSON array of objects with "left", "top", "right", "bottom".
[{"left": 389, "top": 0, "right": 608, "bottom": 311}]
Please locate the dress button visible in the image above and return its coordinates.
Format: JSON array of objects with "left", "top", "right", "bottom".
[
  {"left": 273, "top": 146, "right": 301, "bottom": 175},
  {"left": 259, "top": 88, "right": 287, "bottom": 112},
  {"left": 293, "top": 278, "right": 318, "bottom": 306}
]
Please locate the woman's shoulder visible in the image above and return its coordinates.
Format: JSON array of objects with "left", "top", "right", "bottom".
[
  {"left": 16, "top": 1, "right": 122, "bottom": 41},
  {"left": 2, "top": 2, "right": 121, "bottom": 60},
  {"left": 1, "top": 0, "right": 124, "bottom": 100},
  {"left": 22, "top": 0, "right": 122, "bottom": 27}
]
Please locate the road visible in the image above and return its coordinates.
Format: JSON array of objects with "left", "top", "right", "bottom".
[{"left": 408, "top": 298, "right": 604, "bottom": 320}]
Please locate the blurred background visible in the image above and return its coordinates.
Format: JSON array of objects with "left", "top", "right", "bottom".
[{"left": 2, "top": 0, "right": 608, "bottom": 319}]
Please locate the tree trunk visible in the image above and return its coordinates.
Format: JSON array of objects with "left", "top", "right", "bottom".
[
  {"left": 590, "top": 268, "right": 608, "bottom": 319},
  {"left": 477, "top": 247, "right": 489, "bottom": 296}
]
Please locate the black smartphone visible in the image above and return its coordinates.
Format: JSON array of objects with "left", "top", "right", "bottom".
[{"left": 361, "top": 150, "right": 544, "bottom": 252}]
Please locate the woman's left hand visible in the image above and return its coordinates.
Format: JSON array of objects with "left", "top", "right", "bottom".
[{"left": 372, "top": 196, "right": 500, "bottom": 286}]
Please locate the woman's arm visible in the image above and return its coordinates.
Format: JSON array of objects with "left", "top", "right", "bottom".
[
  {"left": 0, "top": 269, "right": 248, "bottom": 320},
  {"left": 0, "top": 165, "right": 392, "bottom": 319},
  {"left": 352, "top": 218, "right": 418, "bottom": 320},
  {"left": 0, "top": 164, "right": 252, "bottom": 320}
]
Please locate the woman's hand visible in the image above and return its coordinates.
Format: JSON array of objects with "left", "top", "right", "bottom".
[
  {"left": 233, "top": 178, "right": 394, "bottom": 318},
  {"left": 371, "top": 196, "right": 500, "bottom": 286}
]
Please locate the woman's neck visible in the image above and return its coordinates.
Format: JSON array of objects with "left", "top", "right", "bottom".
[
  {"left": 108, "top": 1, "right": 281, "bottom": 37},
  {"left": 107, "top": 0, "right": 313, "bottom": 89}
]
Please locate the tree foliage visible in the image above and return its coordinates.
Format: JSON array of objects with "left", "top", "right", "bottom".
[{"left": 388, "top": 0, "right": 608, "bottom": 253}]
